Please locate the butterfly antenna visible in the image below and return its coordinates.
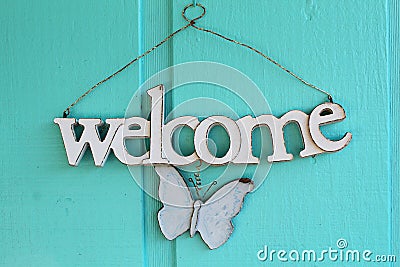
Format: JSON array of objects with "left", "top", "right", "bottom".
[
  {"left": 188, "top": 178, "right": 201, "bottom": 198},
  {"left": 203, "top": 180, "right": 217, "bottom": 197}
]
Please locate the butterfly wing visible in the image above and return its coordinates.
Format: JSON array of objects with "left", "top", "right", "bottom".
[
  {"left": 155, "top": 165, "right": 194, "bottom": 240},
  {"left": 196, "top": 178, "right": 254, "bottom": 249}
]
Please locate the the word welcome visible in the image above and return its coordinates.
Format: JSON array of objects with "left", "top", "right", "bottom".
[{"left": 54, "top": 85, "right": 352, "bottom": 166}]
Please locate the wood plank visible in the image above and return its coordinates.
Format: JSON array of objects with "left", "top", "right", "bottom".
[
  {"left": 138, "top": 0, "right": 176, "bottom": 266},
  {"left": 0, "top": 0, "right": 396, "bottom": 266},
  {"left": 388, "top": 0, "right": 400, "bottom": 262},
  {"left": 0, "top": 0, "right": 144, "bottom": 266},
  {"left": 171, "top": 0, "right": 391, "bottom": 266}
]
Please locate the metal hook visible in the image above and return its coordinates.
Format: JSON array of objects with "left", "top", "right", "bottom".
[{"left": 63, "top": 109, "right": 70, "bottom": 118}]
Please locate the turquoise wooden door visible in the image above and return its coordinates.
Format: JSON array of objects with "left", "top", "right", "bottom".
[{"left": 1, "top": 0, "right": 398, "bottom": 266}]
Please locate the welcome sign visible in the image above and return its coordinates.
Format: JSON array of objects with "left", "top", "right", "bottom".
[
  {"left": 54, "top": 84, "right": 352, "bottom": 167},
  {"left": 1, "top": 0, "right": 396, "bottom": 263},
  {"left": 54, "top": 62, "right": 352, "bottom": 249}
]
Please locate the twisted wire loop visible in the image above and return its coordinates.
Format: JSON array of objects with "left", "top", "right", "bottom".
[{"left": 63, "top": 3, "right": 333, "bottom": 117}]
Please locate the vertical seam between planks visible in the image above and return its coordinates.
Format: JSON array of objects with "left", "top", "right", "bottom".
[
  {"left": 389, "top": 1, "right": 399, "bottom": 266},
  {"left": 385, "top": 0, "right": 392, "bottom": 262},
  {"left": 138, "top": 0, "right": 147, "bottom": 266},
  {"left": 387, "top": 0, "right": 399, "bottom": 266},
  {"left": 168, "top": 0, "right": 177, "bottom": 266}
]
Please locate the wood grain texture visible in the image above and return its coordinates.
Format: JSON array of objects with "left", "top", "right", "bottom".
[
  {"left": 0, "top": 0, "right": 397, "bottom": 266},
  {"left": 139, "top": 1, "right": 176, "bottom": 267},
  {"left": 171, "top": 0, "right": 394, "bottom": 266},
  {"left": 0, "top": 1, "right": 144, "bottom": 266},
  {"left": 388, "top": 0, "right": 399, "bottom": 263}
]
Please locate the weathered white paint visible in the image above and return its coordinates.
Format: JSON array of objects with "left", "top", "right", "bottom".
[
  {"left": 54, "top": 84, "right": 352, "bottom": 166},
  {"left": 309, "top": 103, "right": 352, "bottom": 152},
  {"left": 53, "top": 118, "right": 123, "bottom": 166},
  {"left": 193, "top": 116, "right": 241, "bottom": 165},
  {"left": 233, "top": 111, "right": 325, "bottom": 164},
  {"left": 162, "top": 116, "right": 200, "bottom": 165},
  {"left": 155, "top": 165, "right": 253, "bottom": 249},
  {"left": 111, "top": 117, "right": 150, "bottom": 165},
  {"left": 143, "top": 84, "right": 169, "bottom": 164}
]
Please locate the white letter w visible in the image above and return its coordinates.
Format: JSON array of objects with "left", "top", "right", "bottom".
[{"left": 54, "top": 118, "right": 123, "bottom": 166}]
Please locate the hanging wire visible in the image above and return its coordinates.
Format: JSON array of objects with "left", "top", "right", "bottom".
[
  {"left": 189, "top": 23, "right": 333, "bottom": 101},
  {"left": 63, "top": 3, "right": 333, "bottom": 117},
  {"left": 62, "top": 22, "right": 194, "bottom": 118}
]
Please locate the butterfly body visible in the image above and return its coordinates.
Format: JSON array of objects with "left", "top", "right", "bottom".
[
  {"left": 190, "top": 200, "right": 202, "bottom": 237},
  {"left": 155, "top": 165, "right": 253, "bottom": 249}
]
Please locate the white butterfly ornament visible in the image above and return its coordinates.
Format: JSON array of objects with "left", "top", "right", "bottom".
[{"left": 155, "top": 165, "right": 254, "bottom": 249}]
